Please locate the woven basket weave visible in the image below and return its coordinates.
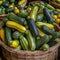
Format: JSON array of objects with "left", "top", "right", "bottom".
[{"left": 0, "top": 40, "right": 60, "bottom": 60}]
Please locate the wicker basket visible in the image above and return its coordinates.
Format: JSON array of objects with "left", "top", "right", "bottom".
[
  {"left": 0, "top": 1, "right": 60, "bottom": 60},
  {"left": 0, "top": 40, "right": 60, "bottom": 60}
]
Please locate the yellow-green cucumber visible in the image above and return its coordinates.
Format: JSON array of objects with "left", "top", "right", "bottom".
[
  {"left": 26, "top": 31, "right": 36, "bottom": 50},
  {"left": 5, "top": 27, "right": 12, "bottom": 45},
  {"left": 19, "top": 35, "right": 29, "bottom": 50},
  {"left": 29, "top": 6, "right": 38, "bottom": 21}
]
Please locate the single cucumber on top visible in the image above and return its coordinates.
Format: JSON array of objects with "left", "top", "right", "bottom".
[
  {"left": 27, "top": 18, "right": 39, "bottom": 37},
  {"left": 43, "top": 7, "right": 55, "bottom": 24}
]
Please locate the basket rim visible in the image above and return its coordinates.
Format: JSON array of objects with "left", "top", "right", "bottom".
[{"left": 0, "top": 40, "right": 60, "bottom": 55}]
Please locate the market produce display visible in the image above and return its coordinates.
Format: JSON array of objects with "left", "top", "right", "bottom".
[
  {"left": 0, "top": 0, "right": 27, "bottom": 14},
  {"left": 0, "top": 1, "right": 60, "bottom": 51}
]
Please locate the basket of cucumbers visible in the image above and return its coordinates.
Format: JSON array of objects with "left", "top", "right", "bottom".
[{"left": 0, "top": 1, "right": 60, "bottom": 60}]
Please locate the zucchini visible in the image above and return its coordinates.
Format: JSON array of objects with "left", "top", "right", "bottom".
[
  {"left": 0, "top": 28, "right": 5, "bottom": 43},
  {"left": 52, "top": 32, "right": 60, "bottom": 39},
  {"left": 19, "top": 35, "right": 29, "bottom": 50},
  {"left": 41, "top": 25, "right": 54, "bottom": 35},
  {"left": 45, "top": 3, "right": 55, "bottom": 10},
  {"left": 29, "top": 6, "right": 38, "bottom": 21},
  {"left": 5, "top": 27, "right": 12, "bottom": 45},
  {"left": 41, "top": 25, "right": 60, "bottom": 38},
  {"left": 54, "top": 11, "right": 60, "bottom": 15},
  {"left": 17, "top": 9, "right": 28, "bottom": 18},
  {"left": 36, "top": 35, "right": 49, "bottom": 50},
  {"left": 12, "top": 31, "right": 21, "bottom": 39},
  {"left": 36, "top": 14, "right": 43, "bottom": 22},
  {"left": 6, "top": 21, "right": 26, "bottom": 33},
  {"left": 3, "top": 1, "right": 9, "bottom": 7},
  {"left": 9, "top": 0, "right": 15, "bottom": 3},
  {"left": 0, "top": 1, "right": 3, "bottom": 5},
  {"left": 36, "top": 22, "right": 54, "bottom": 29},
  {"left": 40, "top": 43, "right": 49, "bottom": 51},
  {"left": 6, "top": 8, "right": 14, "bottom": 13},
  {"left": 47, "top": 39, "right": 57, "bottom": 47},
  {"left": 7, "top": 12, "right": 26, "bottom": 25},
  {"left": 26, "top": 31, "right": 36, "bottom": 50},
  {"left": 43, "top": 8, "right": 55, "bottom": 24},
  {"left": 27, "top": 18, "right": 39, "bottom": 37},
  {"left": 47, "top": 9, "right": 54, "bottom": 13}
]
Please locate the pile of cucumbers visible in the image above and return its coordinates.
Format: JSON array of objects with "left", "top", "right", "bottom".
[
  {"left": 0, "top": 1, "right": 60, "bottom": 51},
  {"left": 0, "top": 0, "right": 27, "bottom": 14}
]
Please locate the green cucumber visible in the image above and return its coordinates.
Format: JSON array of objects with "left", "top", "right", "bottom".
[
  {"left": 17, "top": 9, "right": 28, "bottom": 18},
  {"left": 40, "top": 43, "right": 49, "bottom": 51},
  {"left": 54, "top": 11, "right": 60, "bottom": 15},
  {"left": 43, "top": 8, "right": 55, "bottom": 24},
  {"left": 52, "top": 32, "right": 60, "bottom": 39},
  {"left": 5, "top": 27, "right": 12, "bottom": 45},
  {"left": 3, "top": 1, "right": 9, "bottom": 7},
  {"left": 41, "top": 25, "right": 54, "bottom": 35},
  {"left": 26, "top": 31, "right": 36, "bottom": 51},
  {"left": 12, "top": 31, "right": 21, "bottom": 39},
  {"left": 46, "top": 3, "right": 55, "bottom": 10},
  {"left": 47, "top": 39, "right": 57, "bottom": 47},
  {"left": 7, "top": 12, "right": 26, "bottom": 25},
  {"left": 27, "top": 18, "right": 39, "bottom": 37},
  {"left": 36, "top": 35, "right": 49, "bottom": 50},
  {"left": 6, "top": 8, "right": 14, "bottom": 13},
  {"left": 41, "top": 25, "right": 60, "bottom": 38},
  {"left": 19, "top": 35, "right": 29, "bottom": 50}
]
